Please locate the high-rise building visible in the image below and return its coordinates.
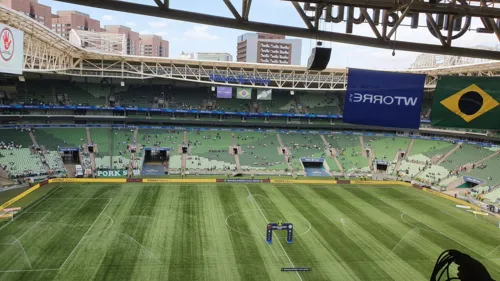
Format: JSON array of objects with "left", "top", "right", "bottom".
[
  {"left": 237, "top": 33, "right": 302, "bottom": 65},
  {"left": 197, "top": 52, "right": 233, "bottom": 62},
  {"left": 1, "top": 0, "right": 51, "bottom": 28},
  {"left": 104, "top": 25, "right": 140, "bottom": 55},
  {"left": 51, "top": 10, "right": 100, "bottom": 39},
  {"left": 139, "top": 35, "right": 169, "bottom": 57}
]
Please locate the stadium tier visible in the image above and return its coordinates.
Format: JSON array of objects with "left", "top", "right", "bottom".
[
  {"left": 280, "top": 133, "right": 325, "bottom": 172},
  {"left": 326, "top": 134, "right": 368, "bottom": 172},
  {"left": 234, "top": 131, "right": 288, "bottom": 171},
  {"left": 34, "top": 128, "right": 87, "bottom": 150},
  {"left": 187, "top": 131, "right": 235, "bottom": 171}
]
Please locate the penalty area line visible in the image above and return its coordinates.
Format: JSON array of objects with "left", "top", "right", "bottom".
[
  {"left": 244, "top": 185, "right": 303, "bottom": 281},
  {"left": 58, "top": 198, "right": 113, "bottom": 269}
]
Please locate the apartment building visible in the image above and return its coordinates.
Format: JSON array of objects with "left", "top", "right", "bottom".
[{"left": 236, "top": 32, "right": 301, "bottom": 65}]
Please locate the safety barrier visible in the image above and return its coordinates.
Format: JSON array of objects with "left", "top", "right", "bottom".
[
  {"left": 0, "top": 177, "right": 476, "bottom": 212},
  {"left": 0, "top": 183, "right": 41, "bottom": 210}
]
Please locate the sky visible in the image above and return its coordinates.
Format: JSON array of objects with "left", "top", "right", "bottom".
[{"left": 39, "top": 0, "right": 499, "bottom": 69}]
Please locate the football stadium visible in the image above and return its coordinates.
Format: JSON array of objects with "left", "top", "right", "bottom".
[{"left": 1, "top": 1, "right": 500, "bottom": 281}]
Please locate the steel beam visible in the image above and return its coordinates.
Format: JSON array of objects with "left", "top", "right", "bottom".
[
  {"left": 292, "top": 1, "right": 315, "bottom": 30},
  {"left": 360, "top": 8, "right": 381, "bottom": 39},
  {"left": 55, "top": 0, "right": 500, "bottom": 59},
  {"left": 224, "top": 0, "right": 242, "bottom": 21},
  {"left": 153, "top": 0, "right": 164, "bottom": 9},
  {"left": 244, "top": 0, "right": 252, "bottom": 20},
  {"left": 281, "top": 0, "right": 500, "bottom": 18}
]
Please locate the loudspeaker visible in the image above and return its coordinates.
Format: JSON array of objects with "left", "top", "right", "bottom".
[{"left": 307, "top": 47, "right": 332, "bottom": 71}]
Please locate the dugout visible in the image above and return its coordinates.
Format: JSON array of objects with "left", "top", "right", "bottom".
[
  {"left": 144, "top": 147, "right": 170, "bottom": 164},
  {"left": 459, "top": 176, "right": 484, "bottom": 189},
  {"left": 375, "top": 160, "right": 389, "bottom": 172},
  {"left": 300, "top": 158, "right": 324, "bottom": 169},
  {"left": 58, "top": 147, "right": 80, "bottom": 164}
]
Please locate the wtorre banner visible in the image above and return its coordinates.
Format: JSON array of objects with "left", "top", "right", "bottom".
[
  {"left": 343, "top": 68, "right": 426, "bottom": 129},
  {"left": 431, "top": 76, "right": 500, "bottom": 129}
]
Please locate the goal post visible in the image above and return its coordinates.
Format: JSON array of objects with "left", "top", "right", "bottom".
[
  {"left": 266, "top": 222, "right": 293, "bottom": 244},
  {"left": 0, "top": 207, "right": 21, "bottom": 222}
]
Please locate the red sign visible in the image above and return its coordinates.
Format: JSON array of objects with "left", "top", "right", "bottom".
[{"left": 0, "top": 27, "right": 14, "bottom": 62}]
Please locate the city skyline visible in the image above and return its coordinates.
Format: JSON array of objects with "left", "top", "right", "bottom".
[{"left": 2, "top": 0, "right": 499, "bottom": 69}]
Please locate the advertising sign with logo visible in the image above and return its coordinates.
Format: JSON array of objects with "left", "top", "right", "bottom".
[
  {"left": 96, "top": 170, "right": 140, "bottom": 177},
  {"left": 217, "top": 86, "right": 233, "bottom": 99},
  {"left": 343, "top": 68, "right": 426, "bottom": 129},
  {"left": 0, "top": 24, "right": 23, "bottom": 75}
]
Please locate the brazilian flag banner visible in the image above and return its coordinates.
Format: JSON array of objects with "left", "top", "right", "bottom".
[
  {"left": 237, "top": 87, "right": 252, "bottom": 99},
  {"left": 431, "top": 76, "right": 500, "bottom": 129}
]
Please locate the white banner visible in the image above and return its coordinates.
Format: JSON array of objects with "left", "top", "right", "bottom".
[
  {"left": 257, "top": 89, "right": 272, "bottom": 100},
  {"left": 0, "top": 24, "right": 24, "bottom": 75}
]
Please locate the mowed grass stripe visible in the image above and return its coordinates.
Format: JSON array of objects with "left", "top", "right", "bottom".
[
  {"left": 278, "top": 185, "right": 395, "bottom": 281},
  {"left": 88, "top": 185, "right": 159, "bottom": 281},
  {"left": 253, "top": 184, "right": 360, "bottom": 281},
  {"left": 202, "top": 185, "right": 241, "bottom": 280},
  {"left": 167, "top": 184, "right": 206, "bottom": 280},
  {"left": 25, "top": 186, "right": 110, "bottom": 270},
  {"left": 382, "top": 188, "right": 499, "bottom": 254},
  {"left": 328, "top": 187, "right": 435, "bottom": 277},
  {"left": 343, "top": 187, "right": 444, "bottom": 259},
  {"left": 301, "top": 185, "right": 422, "bottom": 281},
  {"left": 216, "top": 184, "right": 272, "bottom": 280},
  {"left": 376, "top": 187, "right": 500, "bottom": 279}
]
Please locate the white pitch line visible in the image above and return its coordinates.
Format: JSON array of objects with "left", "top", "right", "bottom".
[
  {"left": 15, "top": 239, "right": 32, "bottom": 269},
  {"left": 58, "top": 198, "right": 113, "bottom": 269},
  {"left": 486, "top": 245, "right": 500, "bottom": 257},
  {"left": 84, "top": 214, "right": 114, "bottom": 238},
  {"left": 118, "top": 232, "right": 161, "bottom": 264},
  {"left": 15, "top": 212, "right": 51, "bottom": 242},
  {"left": 386, "top": 227, "right": 416, "bottom": 259},
  {"left": 244, "top": 185, "right": 303, "bottom": 281},
  {"left": 381, "top": 197, "right": 486, "bottom": 259},
  {"left": 0, "top": 184, "right": 63, "bottom": 232},
  {"left": 0, "top": 268, "right": 59, "bottom": 273}
]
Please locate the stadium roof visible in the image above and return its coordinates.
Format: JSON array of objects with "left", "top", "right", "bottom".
[{"left": 1, "top": 5, "right": 500, "bottom": 90}]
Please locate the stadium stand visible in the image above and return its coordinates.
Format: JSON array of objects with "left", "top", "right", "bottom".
[
  {"left": 187, "top": 131, "right": 235, "bottom": 171},
  {"left": 408, "top": 139, "right": 454, "bottom": 162},
  {"left": 460, "top": 155, "right": 500, "bottom": 185},
  {"left": 298, "top": 93, "right": 341, "bottom": 114},
  {"left": 137, "top": 129, "right": 184, "bottom": 172},
  {"left": 326, "top": 134, "right": 368, "bottom": 172},
  {"left": 34, "top": 128, "right": 87, "bottom": 150},
  {"left": 416, "top": 165, "right": 450, "bottom": 185},
  {"left": 0, "top": 129, "right": 33, "bottom": 147},
  {"left": 439, "top": 144, "right": 494, "bottom": 171},
  {"left": 398, "top": 160, "right": 425, "bottom": 177},
  {"left": 280, "top": 133, "right": 325, "bottom": 171},
  {"left": 364, "top": 136, "right": 409, "bottom": 161},
  {"left": 0, "top": 148, "right": 46, "bottom": 178},
  {"left": 259, "top": 92, "right": 296, "bottom": 113},
  {"left": 234, "top": 132, "right": 287, "bottom": 171}
]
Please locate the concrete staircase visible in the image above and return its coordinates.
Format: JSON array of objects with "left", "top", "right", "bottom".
[
  {"left": 86, "top": 128, "right": 96, "bottom": 173},
  {"left": 334, "top": 157, "right": 344, "bottom": 173},
  {"left": 29, "top": 130, "right": 38, "bottom": 147},
  {"left": 128, "top": 128, "right": 139, "bottom": 175},
  {"left": 435, "top": 143, "right": 461, "bottom": 165},
  {"left": 474, "top": 150, "right": 500, "bottom": 166},
  {"left": 320, "top": 135, "right": 343, "bottom": 172},
  {"left": 359, "top": 136, "right": 367, "bottom": 158},
  {"left": 181, "top": 131, "right": 187, "bottom": 173},
  {"left": 276, "top": 134, "right": 293, "bottom": 171},
  {"left": 406, "top": 139, "right": 415, "bottom": 160},
  {"left": 232, "top": 134, "right": 241, "bottom": 171}
]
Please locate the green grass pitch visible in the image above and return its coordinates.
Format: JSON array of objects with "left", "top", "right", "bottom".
[{"left": 0, "top": 183, "right": 499, "bottom": 281}]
